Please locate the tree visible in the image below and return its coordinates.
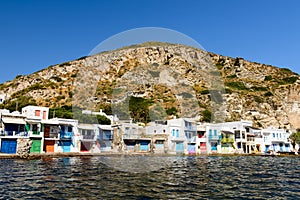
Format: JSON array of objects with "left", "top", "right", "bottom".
[{"left": 290, "top": 131, "right": 300, "bottom": 144}]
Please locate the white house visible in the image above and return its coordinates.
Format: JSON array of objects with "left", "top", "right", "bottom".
[
  {"left": 260, "top": 127, "right": 291, "bottom": 153},
  {"left": 22, "top": 105, "right": 49, "bottom": 120}
]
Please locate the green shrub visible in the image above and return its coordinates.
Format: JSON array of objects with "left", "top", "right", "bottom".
[
  {"left": 264, "top": 91, "right": 273, "bottom": 97},
  {"left": 225, "top": 82, "right": 248, "bottom": 90},
  {"left": 282, "top": 76, "right": 298, "bottom": 84},
  {"left": 253, "top": 96, "right": 263, "bottom": 103},
  {"left": 251, "top": 86, "right": 268, "bottom": 91},
  {"left": 201, "top": 109, "right": 212, "bottom": 122},
  {"left": 264, "top": 75, "right": 273, "bottom": 81},
  {"left": 166, "top": 107, "right": 177, "bottom": 115},
  {"left": 200, "top": 90, "right": 210, "bottom": 95},
  {"left": 227, "top": 74, "right": 237, "bottom": 79}
]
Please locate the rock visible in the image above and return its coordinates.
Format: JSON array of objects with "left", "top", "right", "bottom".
[{"left": 16, "top": 138, "right": 32, "bottom": 159}]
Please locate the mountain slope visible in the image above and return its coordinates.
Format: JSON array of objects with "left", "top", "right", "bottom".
[{"left": 0, "top": 42, "right": 299, "bottom": 129}]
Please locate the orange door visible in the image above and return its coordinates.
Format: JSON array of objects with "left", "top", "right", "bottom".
[{"left": 45, "top": 140, "right": 55, "bottom": 152}]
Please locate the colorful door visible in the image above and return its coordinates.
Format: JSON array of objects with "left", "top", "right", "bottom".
[
  {"left": 81, "top": 141, "right": 93, "bottom": 152},
  {"left": 45, "top": 140, "right": 55, "bottom": 152},
  {"left": 285, "top": 144, "right": 289, "bottom": 152},
  {"left": 30, "top": 139, "right": 41, "bottom": 153},
  {"left": 140, "top": 141, "right": 149, "bottom": 151},
  {"left": 176, "top": 142, "right": 184, "bottom": 153},
  {"left": 188, "top": 144, "right": 195, "bottom": 154},
  {"left": 155, "top": 143, "right": 164, "bottom": 152},
  {"left": 44, "top": 126, "right": 50, "bottom": 138},
  {"left": 200, "top": 142, "right": 206, "bottom": 152},
  {"left": 265, "top": 145, "right": 269, "bottom": 153},
  {"left": 211, "top": 142, "right": 217, "bottom": 151},
  {"left": 62, "top": 141, "right": 71, "bottom": 152},
  {"left": 126, "top": 144, "right": 135, "bottom": 152},
  {"left": 1, "top": 139, "right": 17, "bottom": 154}
]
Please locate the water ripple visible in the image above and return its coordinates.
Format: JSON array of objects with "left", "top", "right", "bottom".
[{"left": 0, "top": 156, "right": 299, "bottom": 199}]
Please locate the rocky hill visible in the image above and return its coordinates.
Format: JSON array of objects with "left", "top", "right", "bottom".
[{"left": 0, "top": 42, "right": 299, "bottom": 129}]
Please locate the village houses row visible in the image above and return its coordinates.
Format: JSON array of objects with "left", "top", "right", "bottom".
[{"left": 0, "top": 105, "right": 294, "bottom": 155}]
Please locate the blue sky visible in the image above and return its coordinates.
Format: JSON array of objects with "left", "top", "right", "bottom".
[{"left": 0, "top": 0, "right": 299, "bottom": 83}]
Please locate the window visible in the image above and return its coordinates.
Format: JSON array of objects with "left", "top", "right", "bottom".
[
  {"left": 68, "top": 126, "right": 72, "bottom": 132},
  {"left": 235, "top": 130, "right": 241, "bottom": 139},
  {"left": 176, "top": 130, "right": 179, "bottom": 137},
  {"left": 132, "top": 128, "right": 136, "bottom": 135},
  {"left": 273, "top": 133, "right": 275, "bottom": 138},
  {"left": 209, "top": 129, "right": 212, "bottom": 136},
  {"left": 172, "top": 129, "right": 175, "bottom": 137},
  {"left": 43, "top": 111, "right": 47, "bottom": 119},
  {"left": 214, "top": 130, "right": 217, "bottom": 136},
  {"left": 35, "top": 110, "right": 41, "bottom": 117},
  {"left": 125, "top": 127, "right": 130, "bottom": 134}
]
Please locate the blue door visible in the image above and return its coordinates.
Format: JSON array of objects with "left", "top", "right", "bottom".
[
  {"left": 176, "top": 142, "right": 184, "bottom": 153},
  {"left": 188, "top": 144, "right": 195, "bottom": 154},
  {"left": 285, "top": 144, "right": 289, "bottom": 152},
  {"left": 1, "top": 139, "right": 17, "bottom": 154},
  {"left": 62, "top": 141, "right": 71, "bottom": 152},
  {"left": 265, "top": 145, "right": 269, "bottom": 153},
  {"left": 140, "top": 141, "right": 149, "bottom": 151}
]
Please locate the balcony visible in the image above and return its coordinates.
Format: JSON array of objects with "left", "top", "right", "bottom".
[
  {"left": 208, "top": 135, "right": 221, "bottom": 141},
  {"left": 44, "top": 133, "right": 59, "bottom": 139},
  {"left": 123, "top": 134, "right": 140, "bottom": 140},
  {"left": 184, "top": 126, "right": 197, "bottom": 132},
  {"left": 83, "top": 135, "right": 96, "bottom": 140},
  {"left": 221, "top": 138, "right": 234, "bottom": 143},
  {"left": 187, "top": 136, "right": 197, "bottom": 143},
  {"left": 170, "top": 136, "right": 186, "bottom": 142},
  {"left": 60, "top": 131, "right": 73, "bottom": 139},
  {"left": 29, "top": 131, "right": 43, "bottom": 137},
  {"left": 0, "top": 131, "right": 28, "bottom": 137},
  {"left": 271, "top": 137, "right": 288, "bottom": 143},
  {"left": 98, "top": 134, "right": 113, "bottom": 140}
]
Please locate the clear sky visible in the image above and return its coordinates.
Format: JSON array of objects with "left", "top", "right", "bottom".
[{"left": 0, "top": 0, "right": 299, "bottom": 83}]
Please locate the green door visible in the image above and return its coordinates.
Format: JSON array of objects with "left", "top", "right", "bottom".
[{"left": 30, "top": 139, "right": 41, "bottom": 153}]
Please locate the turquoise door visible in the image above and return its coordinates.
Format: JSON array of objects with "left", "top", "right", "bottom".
[
  {"left": 265, "top": 145, "right": 269, "bottom": 153},
  {"left": 62, "top": 141, "right": 71, "bottom": 152},
  {"left": 1, "top": 139, "right": 17, "bottom": 154},
  {"left": 176, "top": 142, "right": 184, "bottom": 153},
  {"left": 140, "top": 141, "right": 149, "bottom": 151}
]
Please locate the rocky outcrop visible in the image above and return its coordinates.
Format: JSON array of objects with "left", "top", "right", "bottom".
[
  {"left": 16, "top": 138, "right": 32, "bottom": 159},
  {"left": 0, "top": 42, "right": 299, "bottom": 129}
]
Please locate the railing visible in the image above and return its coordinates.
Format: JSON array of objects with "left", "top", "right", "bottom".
[
  {"left": 271, "top": 138, "right": 288, "bottom": 143},
  {"left": 208, "top": 135, "right": 221, "bottom": 141},
  {"left": 60, "top": 131, "right": 73, "bottom": 139},
  {"left": 123, "top": 134, "right": 140, "bottom": 139},
  {"left": 83, "top": 135, "right": 95, "bottom": 140},
  {"left": 170, "top": 136, "right": 186, "bottom": 141},
  {"left": 44, "top": 133, "right": 59, "bottom": 138},
  {"left": 29, "top": 131, "right": 42, "bottom": 137},
  {"left": 97, "top": 135, "right": 113, "bottom": 140},
  {"left": 187, "top": 136, "right": 197, "bottom": 143},
  {"left": 221, "top": 138, "right": 234, "bottom": 143},
  {"left": 0, "top": 131, "right": 28, "bottom": 137},
  {"left": 184, "top": 126, "right": 197, "bottom": 131}
]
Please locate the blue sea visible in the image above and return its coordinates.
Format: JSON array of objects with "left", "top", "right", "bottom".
[{"left": 0, "top": 155, "right": 299, "bottom": 199}]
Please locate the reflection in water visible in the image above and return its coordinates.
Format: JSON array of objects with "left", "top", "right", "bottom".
[{"left": 0, "top": 156, "right": 299, "bottom": 199}]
